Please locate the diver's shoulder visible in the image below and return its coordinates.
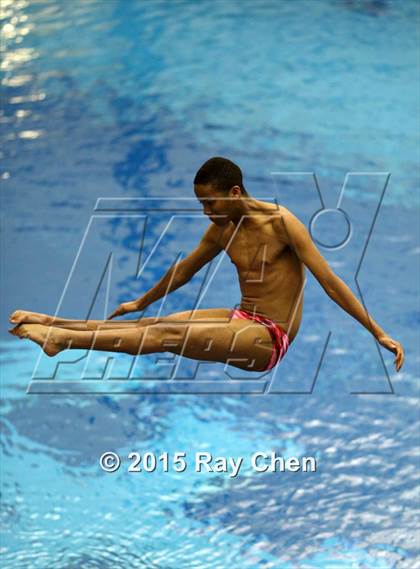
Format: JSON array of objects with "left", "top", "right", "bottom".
[{"left": 254, "top": 199, "right": 290, "bottom": 217}]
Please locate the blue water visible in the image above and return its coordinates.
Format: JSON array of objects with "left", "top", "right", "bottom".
[{"left": 1, "top": 0, "right": 419, "bottom": 567}]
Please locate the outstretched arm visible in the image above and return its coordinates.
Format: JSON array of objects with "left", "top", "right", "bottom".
[
  {"left": 108, "top": 262, "right": 190, "bottom": 320},
  {"left": 108, "top": 224, "right": 223, "bottom": 319},
  {"left": 278, "top": 209, "right": 405, "bottom": 372}
]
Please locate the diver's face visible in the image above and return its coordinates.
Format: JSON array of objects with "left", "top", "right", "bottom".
[{"left": 194, "top": 183, "right": 231, "bottom": 226}]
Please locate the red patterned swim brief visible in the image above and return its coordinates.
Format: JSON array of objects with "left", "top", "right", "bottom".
[{"left": 230, "top": 308, "right": 290, "bottom": 371}]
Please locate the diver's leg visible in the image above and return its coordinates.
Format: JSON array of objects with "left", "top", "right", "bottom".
[
  {"left": 8, "top": 310, "right": 151, "bottom": 330},
  {"left": 157, "top": 318, "right": 275, "bottom": 370},
  {"left": 10, "top": 315, "right": 274, "bottom": 370},
  {"left": 9, "top": 308, "right": 232, "bottom": 331},
  {"left": 10, "top": 323, "right": 162, "bottom": 357}
]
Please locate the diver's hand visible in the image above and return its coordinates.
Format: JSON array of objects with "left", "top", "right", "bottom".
[
  {"left": 108, "top": 300, "right": 141, "bottom": 320},
  {"left": 377, "top": 334, "right": 405, "bottom": 372}
]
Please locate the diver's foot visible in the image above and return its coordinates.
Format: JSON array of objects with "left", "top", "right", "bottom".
[
  {"left": 8, "top": 324, "right": 22, "bottom": 337},
  {"left": 9, "top": 310, "right": 52, "bottom": 325},
  {"left": 9, "top": 324, "right": 66, "bottom": 357}
]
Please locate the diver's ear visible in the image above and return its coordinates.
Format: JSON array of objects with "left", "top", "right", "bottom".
[{"left": 230, "top": 185, "right": 242, "bottom": 199}]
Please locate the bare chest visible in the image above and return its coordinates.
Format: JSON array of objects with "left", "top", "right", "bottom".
[{"left": 220, "top": 220, "right": 288, "bottom": 273}]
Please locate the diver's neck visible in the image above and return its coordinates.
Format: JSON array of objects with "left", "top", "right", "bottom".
[{"left": 230, "top": 197, "right": 257, "bottom": 226}]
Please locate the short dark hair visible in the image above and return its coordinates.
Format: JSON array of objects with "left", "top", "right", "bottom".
[{"left": 193, "top": 156, "right": 249, "bottom": 195}]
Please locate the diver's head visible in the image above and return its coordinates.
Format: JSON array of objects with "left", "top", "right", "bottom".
[{"left": 193, "top": 156, "right": 249, "bottom": 226}]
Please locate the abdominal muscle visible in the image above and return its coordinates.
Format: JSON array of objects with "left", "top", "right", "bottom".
[
  {"left": 219, "top": 208, "right": 305, "bottom": 344},
  {"left": 235, "top": 253, "right": 304, "bottom": 344}
]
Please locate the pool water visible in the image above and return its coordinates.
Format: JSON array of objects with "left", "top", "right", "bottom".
[{"left": 1, "top": 0, "right": 419, "bottom": 567}]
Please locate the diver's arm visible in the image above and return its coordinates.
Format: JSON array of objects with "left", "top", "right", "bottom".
[
  {"left": 107, "top": 264, "right": 188, "bottom": 319},
  {"left": 139, "top": 224, "right": 223, "bottom": 308},
  {"left": 135, "top": 261, "right": 193, "bottom": 310},
  {"left": 108, "top": 224, "right": 222, "bottom": 319},
  {"left": 277, "top": 209, "right": 405, "bottom": 371}
]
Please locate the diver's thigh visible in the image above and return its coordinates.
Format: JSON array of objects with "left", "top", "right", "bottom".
[
  {"left": 157, "top": 308, "right": 233, "bottom": 323},
  {"left": 171, "top": 319, "right": 274, "bottom": 371}
]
